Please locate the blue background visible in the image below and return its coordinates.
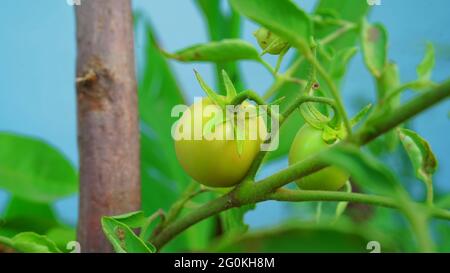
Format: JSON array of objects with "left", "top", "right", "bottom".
[{"left": 0, "top": 0, "right": 449, "bottom": 228}]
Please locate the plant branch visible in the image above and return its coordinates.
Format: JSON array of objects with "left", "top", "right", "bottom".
[
  {"left": 351, "top": 79, "right": 450, "bottom": 145},
  {"left": 270, "top": 188, "right": 443, "bottom": 253},
  {"left": 268, "top": 188, "right": 395, "bottom": 207},
  {"left": 164, "top": 182, "right": 206, "bottom": 225},
  {"left": 258, "top": 57, "right": 276, "bottom": 76},
  {"left": 151, "top": 194, "right": 237, "bottom": 250},
  {"left": 246, "top": 95, "right": 337, "bottom": 178},
  {"left": 75, "top": 0, "right": 140, "bottom": 252},
  {"left": 280, "top": 76, "right": 307, "bottom": 86},
  {"left": 150, "top": 80, "right": 450, "bottom": 250},
  {"left": 262, "top": 21, "right": 355, "bottom": 100},
  {"left": 263, "top": 79, "right": 285, "bottom": 101},
  {"left": 140, "top": 209, "right": 165, "bottom": 240},
  {"left": 274, "top": 48, "right": 288, "bottom": 73},
  {"left": 383, "top": 81, "right": 439, "bottom": 104},
  {"left": 401, "top": 203, "right": 435, "bottom": 252},
  {"left": 267, "top": 188, "right": 450, "bottom": 221},
  {"left": 312, "top": 16, "right": 357, "bottom": 29},
  {"left": 426, "top": 182, "right": 434, "bottom": 207}
]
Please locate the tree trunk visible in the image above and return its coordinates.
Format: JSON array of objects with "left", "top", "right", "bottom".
[{"left": 75, "top": 0, "right": 140, "bottom": 252}]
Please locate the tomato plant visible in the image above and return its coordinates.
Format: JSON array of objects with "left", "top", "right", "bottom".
[{"left": 0, "top": 0, "right": 449, "bottom": 255}]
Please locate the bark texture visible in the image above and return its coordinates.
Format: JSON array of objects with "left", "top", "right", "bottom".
[{"left": 75, "top": 0, "right": 140, "bottom": 252}]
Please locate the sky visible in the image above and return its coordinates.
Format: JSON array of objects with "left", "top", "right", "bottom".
[{"left": 0, "top": 0, "right": 449, "bottom": 227}]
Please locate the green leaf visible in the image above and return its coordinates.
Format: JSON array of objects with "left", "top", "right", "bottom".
[
  {"left": 300, "top": 102, "right": 330, "bottom": 130},
  {"left": 45, "top": 226, "right": 76, "bottom": 252},
  {"left": 378, "top": 62, "right": 401, "bottom": 100},
  {"left": 214, "top": 222, "right": 397, "bottom": 252},
  {"left": 437, "top": 195, "right": 450, "bottom": 210},
  {"left": 372, "top": 62, "right": 401, "bottom": 153},
  {"left": 315, "top": 0, "right": 369, "bottom": 48},
  {"left": 329, "top": 47, "right": 358, "bottom": 83},
  {"left": 137, "top": 19, "right": 188, "bottom": 207},
  {"left": 361, "top": 20, "right": 388, "bottom": 78},
  {"left": 0, "top": 198, "right": 74, "bottom": 252},
  {"left": 109, "top": 211, "right": 147, "bottom": 229},
  {"left": 0, "top": 133, "right": 78, "bottom": 202},
  {"left": 437, "top": 222, "right": 450, "bottom": 252},
  {"left": 194, "top": 70, "right": 225, "bottom": 107},
  {"left": 320, "top": 145, "right": 401, "bottom": 197},
  {"left": 1, "top": 196, "right": 58, "bottom": 235},
  {"left": 195, "top": 0, "right": 241, "bottom": 41},
  {"left": 230, "top": 0, "right": 312, "bottom": 52},
  {"left": 350, "top": 104, "right": 372, "bottom": 127},
  {"left": 316, "top": 0, "right": 369, "bottom": 21},
  {"left": 417, "top": 43, "right": 435, "bottom": 82},
  {"left": 269, "top": 96, "right": 285, "bottom": 106},
  {"left": 165, "top": 39, "right": 260, "bottom": 63},
  {"left": 0, "top": 232, "right": 61, "bottom": 253},
  {"left": 407, "top": 80, "right": 436, "bottom": 92},
  {"left": 222, "top": 70, "right": 237, "bottom": 100},
  {"left": 101, "top": 217, "right": 155, "bottom": 253},
  {"left": 195, "top": 0, "right": 245, "bottom": 93},
  {"left": 315, "top": 202, "right": 323, "bottom": 223},
  {"left": 220, "top": 204, "right": 254, "bottom": 236},
  {"left": 398, "top": 129, "right": 437, "bottom": 188},
  {"left": 321, "top": 125, "right": 345, "bottom": 144}
]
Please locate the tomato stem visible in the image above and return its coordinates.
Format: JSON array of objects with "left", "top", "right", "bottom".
[
  {"left": 306, "top": 53, "right": 353, "bottom": 135},
  {"left": 261, "top": 22, "right": 355, "bottom": 100},
  {"left": 258, "top": 57, "right": 276, "bottom": 76}
]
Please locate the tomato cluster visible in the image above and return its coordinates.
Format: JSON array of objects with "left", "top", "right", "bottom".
[
  {"left": 174, "top": 96, "right": 347, "bottom": 191},
  {"left": 173, "top": 29, "right": 346, "bottom": 190}
]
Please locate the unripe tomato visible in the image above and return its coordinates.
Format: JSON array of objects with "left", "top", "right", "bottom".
[
  {"left": 288, "top": 125, "right": 349, "bottom": 191},
  {"left": 253, "top": 27, "right": 289, "bottom": 55},
  {"left": 174, "top": 97, "right": 267, "bottom": 187}
]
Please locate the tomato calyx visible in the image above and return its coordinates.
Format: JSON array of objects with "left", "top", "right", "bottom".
[
  {"left": 174, "top": 72, "right": 268, "bottom": 187},
  {"left": 299, "top": 96, "right": 344, "bottom": 144},
  {"left": 194, "top": 70, "right": 227, "bottom": 109},
  {"left": 299, "top": 88, "right": 373, "bottom": 144},
  {"left": 194, "top": 70, "right": 268, "bottom": 156}
]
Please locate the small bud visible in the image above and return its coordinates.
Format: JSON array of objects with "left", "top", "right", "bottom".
[{"left": 253, "top": 27, "right": 289, "bottom": 55}]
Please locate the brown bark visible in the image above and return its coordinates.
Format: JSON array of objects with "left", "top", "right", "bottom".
[{"left": 75, "top": 0, "right": 140, "bottom": 252}]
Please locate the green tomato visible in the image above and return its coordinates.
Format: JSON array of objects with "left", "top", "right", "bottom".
[
  {"left": 288, "top": 124, "right": 349, "bottom": 191},
  {"left": 253, "top": 27, "right": 289, "bottom": 55},
  {"left": 174, "top": 97, "right": 267, "bottom": 188}
]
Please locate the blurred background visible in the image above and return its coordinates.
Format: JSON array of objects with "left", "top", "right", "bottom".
[{"left": 0, "top": 0, "right": 449, "bottom": 244}]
